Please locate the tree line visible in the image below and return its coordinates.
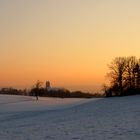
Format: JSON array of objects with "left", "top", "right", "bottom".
[
  {"left": 0, "top": 81, "right": 101, "bottom": 98},
  {"left": 104, "top": 56, "right": 140, "bottom": 97},
  {"left": 1, "top": 56, "right": 140, "bottom": 98},
  {"left": 30, "top": 80, "right": 101, "bottom": 98}
]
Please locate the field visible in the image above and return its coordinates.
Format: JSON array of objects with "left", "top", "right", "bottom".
[{"left": 0, "top": 94, "right": 140, "bottom": 140}]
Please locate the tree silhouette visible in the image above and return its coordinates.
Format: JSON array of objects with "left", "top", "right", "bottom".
[
  {"left": 125, "top": 56, "right": 137, "bottom": 89},
  {"left": 105, "top": 56, "right": 140, "bottom": 97},
  {"left": 107, "top": 57, "right": 126, "bottom": 96},
  {"left": 31, "top": 80, "right": 43, "bottom": 100}
]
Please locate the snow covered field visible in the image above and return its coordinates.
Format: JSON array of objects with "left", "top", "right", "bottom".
[{"left": 0, "top": 95, "right": 140, "bottom": 140}]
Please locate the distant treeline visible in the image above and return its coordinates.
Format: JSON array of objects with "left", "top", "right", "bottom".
[
  {"left": 104, "top": 56, "right": 140, "bottom": 97},
  {"left": 0, "top": 88, "right": 28, "bottom": 96},
  {"left": 0, "top": 86, "right": 103, "bottom": 98},
  {"left": 4, "top": 56, "right": 140, "bottom": 98},
  {"left": 30, "top": 88, "right": 102, "bottom": 98}
]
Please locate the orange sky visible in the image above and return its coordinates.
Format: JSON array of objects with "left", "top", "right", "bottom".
[{"left": 1, "top": 0, "right": 140, "bottom": 92}]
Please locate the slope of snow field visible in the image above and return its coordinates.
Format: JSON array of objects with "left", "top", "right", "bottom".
[{"left": 0, "top": 94, "right": 140, "bottom": 140}]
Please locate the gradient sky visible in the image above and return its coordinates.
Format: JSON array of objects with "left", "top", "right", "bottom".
[{"left": 1, "top": 0, "right": 140, "bottom": 92}]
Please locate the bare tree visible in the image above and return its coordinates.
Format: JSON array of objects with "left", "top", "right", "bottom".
[
  {"left": 125, "top": 56, "right": 137, "bottom": 89},
  {"left": 107, "top": 57, "right": 127, "bottom": 96},
  {"left": 34, "top": 80, "right": 43, "bottom": 100},
  {"left": 133, "top": 61, "right": 140, "bottom": 88}
]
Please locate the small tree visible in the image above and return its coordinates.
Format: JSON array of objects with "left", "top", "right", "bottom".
[{"left": 32, "top": 80, "right": 43, "bottom": 100}]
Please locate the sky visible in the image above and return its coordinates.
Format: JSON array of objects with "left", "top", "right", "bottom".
[{"left": 0, "top": 0, "right": 140, "bottom": 92}]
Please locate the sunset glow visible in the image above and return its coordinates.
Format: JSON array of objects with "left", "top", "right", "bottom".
[{"left": 1, "top": 0, "right": 140, "bottom": 92}]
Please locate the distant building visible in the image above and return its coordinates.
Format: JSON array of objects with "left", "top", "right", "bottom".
[
  {"left": 45, "top": 81, "right": 69, "bottom": 93},
  {"left": 46, "top": 81, "right": 51, "bottom": 91}
]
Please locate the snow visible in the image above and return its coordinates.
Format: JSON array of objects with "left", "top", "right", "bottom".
[{"left": 0, "top": 95, "right": 140, "bottom": 140}]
